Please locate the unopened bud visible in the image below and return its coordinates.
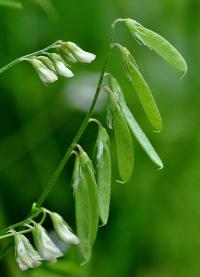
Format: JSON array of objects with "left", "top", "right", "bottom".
[
  {"left": 60, "top": 41, "right": 96, "bottom": 64},
  {"left": 28, "top": 58, "right": 58, "bottom": 84},
  {"left": 37, "top": 56, "right": 57, "bottom": 74},
  {"left": 50, "top": 212, "right": 79, "bottom": 245},
  {"left": 49, "top": 53, "right": 74, "bottom": 78}
]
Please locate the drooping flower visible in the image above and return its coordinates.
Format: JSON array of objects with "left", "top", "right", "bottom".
[
  {"left": 49, "top": 53, "right": 74, "bottom": 78},
  {"left": 28, "top": 58, "right": 58, "bottom": 84},
  {"left": 14, "top": 233, "right": 42, "bottom": 271},
  {"left": 32, "top": 224, "right": 63, "bottom": 263},
  {"left": 60, "top": 41, "right": 96, "bottom": 64},
  {"left": 49, "top": 212, "right": 80, "bottom": 245}
]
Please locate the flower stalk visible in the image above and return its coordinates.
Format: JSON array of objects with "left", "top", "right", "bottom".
[{"left": 0, "top": 28, "right": 115, "bottom": 260}]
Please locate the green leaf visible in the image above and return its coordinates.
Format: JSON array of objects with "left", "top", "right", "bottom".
[
  {"left": 109, "top": 91, "right": 134, "bottom": 183},
  {"left": 125, "top": 18, "right": 187, "bottom": 75},
  {"left": 117, "top": 44, "right": 162, "bottom": 131},
  {"left": 96, "top": 125, "right": 111, "bottom": 226},
  {"left": 109, "top": 76, "right": 163, "bottom": 169},
  {"left": 74, "top": 150, "right": 99, "bottom": 264}
]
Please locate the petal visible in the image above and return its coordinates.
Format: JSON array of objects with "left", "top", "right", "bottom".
[{"left": 32, "top": 224, "right": 63, "bottom": 262}]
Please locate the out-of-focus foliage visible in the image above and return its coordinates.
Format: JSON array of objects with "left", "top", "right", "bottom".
[
  {"left": 0, "top": 0, "right": 199, "bottom": 276},
  {"left": 0, "top": 0, "right": 22, "bottom": 9}
]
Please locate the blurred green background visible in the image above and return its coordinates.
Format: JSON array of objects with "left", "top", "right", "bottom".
[{"left": 0, "top": 0, "right": 199, "bottom": 276}]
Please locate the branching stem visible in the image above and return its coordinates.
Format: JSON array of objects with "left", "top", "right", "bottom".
[
  {"left": 35, "top": 32, "right": 114, "bottom": 207},
  {"left": 0, "top": 41, "right": 60, "bottom": 74},
  {"left": 0, "top": 27, "right": 115, "bottom": 258}
]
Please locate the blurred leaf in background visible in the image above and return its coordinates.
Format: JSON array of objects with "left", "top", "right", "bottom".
[
  {"left": 0, "top": 0, "right": 22, "bottom": 9},
  {"left": 33, "top": 0, "right": 58, "bottom": 21}
]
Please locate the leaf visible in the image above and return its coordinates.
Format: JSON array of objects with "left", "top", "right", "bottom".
[
  {"left": 109, "top": 91, "right": 134, "bottom": 182},
  {"left": 125, "top": 18, "right": 187, "bottom": 75},
  {"left": 118, "top": 44, "right": 162, "bottom": 131},
  {"left": 96, "top": 125, "right": 111, "bottom": 226},
  {"left": 74, "top": 150, "right": 99, "bottom": 264},
  {"left": 109, "top": 76, "right": 163, "bottom": 169},
  {"left": 0, "top": 0, "right": 22, "bottom": 9}
]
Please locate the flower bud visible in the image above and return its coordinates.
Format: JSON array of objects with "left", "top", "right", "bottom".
[
  {"left": 49, "top": 212, "right": 80, "bottom": 245},
  {"left": 14, "top": 233, "right": 42, "bottom": 271},
  {"left": 49, "top": 53, "right": 74, "bottom": 78},
  {"left": 60, "top": 41, "right": 96, "bottom": 64},
  {"left": 37, "top": 56, "right": 57, "bottom": 74},
  {"left": 28, "top": 58, "right": 58, "bottom": 84},
  {"left": 64, "top": 51, "right": 78, "bottom": 63},
  {"left": 32, "top": 224, "right": 63, "bottom": 263}
]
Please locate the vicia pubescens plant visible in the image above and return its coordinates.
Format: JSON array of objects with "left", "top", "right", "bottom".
[
  {"left": 0, "top": 18, "right": 187, "bottom": 270},
  {"left": 10, "top": 207, "right": 79, "bottom": 270}
]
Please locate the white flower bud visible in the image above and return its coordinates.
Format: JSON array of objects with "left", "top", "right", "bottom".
[
  {"left": 61, "top": 41, "right": 96, "bottom": 64},
  {"left": 14, "top": 233, "right": 42, "bottom": 271},
  {"left": 37, "top": 56, "right": 57, "bottom": 73},
  {"left": 50, "top": 212, "right": 80, "bottom": 245},
  {"left": 50, "top": 53, "right": 74, "bottom": 78},
  {"left": 32, "top": 224, "right": 63, "bottom": 263},
  {"left": 28, "top": 58, "right": 58, "bottom": 84},
  {"left": 64, "top": 52, "right": 78, "bottom": 63}
]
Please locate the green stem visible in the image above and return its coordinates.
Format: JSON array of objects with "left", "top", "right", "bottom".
[
  {"left": 0, "top": 210, "right": 41, "bottom": 237},
  {"left": 0, "top": 41, "right": 60, "bottom": 74},
  {"left": 0, "top": 27, "right": 114, "bottom": 258},
  {"left": 88, "top": 118, "right": 102, "bottom": 126},
  {"left": 36, "top": 42, "right": 113, "bottom": 207},
  {"left": 0, "top": 228, "right": 33, "bottom": 240}
]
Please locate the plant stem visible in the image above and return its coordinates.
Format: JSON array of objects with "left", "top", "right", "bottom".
[
  {"left": 0, "top": 41, "right": 60, "bottom": 74},
  {"left": 0, "top": 228, "right": 32, "bottom": 240},
  {"left": 36, "top": 41, "right": 113, "bottom": 207},
  {"left": 0, "top": 28, "right": 114, "bottom": 259},
  {"left": 0, "top": 210, "right": 41, "bottom": 237}
]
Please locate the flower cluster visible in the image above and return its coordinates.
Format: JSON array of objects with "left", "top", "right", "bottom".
[
  {"left": 25, "top": 41, "right": 96, "bottom": 84},
  {"left": 13, "top": 209, "right": 79, "bottom": 271}
]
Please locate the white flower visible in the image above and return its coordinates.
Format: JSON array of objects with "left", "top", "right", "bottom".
[
  {"left": 28, "top": 58, "right": 58, "bottom": 84},
  {"left": 50, "top": 53, "right": 74, "bottom": 78},
  {"left": 50, "top": 212, "right": 80, "bottom": 245},
  {"left": 14, "top": 233, "right": 42, "bottom": 271},
  {"left": 32, "top": 224, "right": 63, "bottom": 263},
  {"left": 62, "top": 41, "right": 96, "bottom": 64}
]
